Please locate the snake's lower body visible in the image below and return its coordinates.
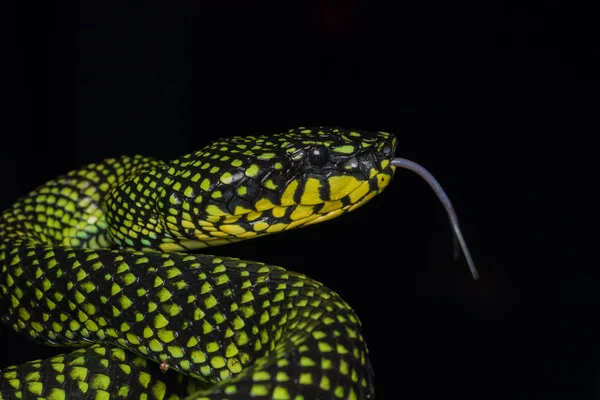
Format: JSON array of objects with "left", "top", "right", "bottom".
[{"left": 1, "top": 240, "right": 374, "bottom": 399}]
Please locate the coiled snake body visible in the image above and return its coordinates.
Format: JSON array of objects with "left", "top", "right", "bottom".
[{"left": 0, "top": 127, "right": 476, "bottom": 399}]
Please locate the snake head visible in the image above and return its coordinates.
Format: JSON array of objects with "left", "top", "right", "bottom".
[{"left": 136, "top": 127, "right": 398, "bottom": 251}]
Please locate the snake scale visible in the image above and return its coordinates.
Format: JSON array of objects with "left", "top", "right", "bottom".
[{"left": 0, "top": 127, "right": 477, "bottom": 399}]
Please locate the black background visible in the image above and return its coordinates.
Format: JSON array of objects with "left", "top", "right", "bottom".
[{"left": 1, "top": 2, "right": 598, "bottom": 399}]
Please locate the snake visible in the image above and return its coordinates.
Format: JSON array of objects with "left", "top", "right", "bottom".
[{"left": 0, "top": 127, "right": 477, "bottom": 399}]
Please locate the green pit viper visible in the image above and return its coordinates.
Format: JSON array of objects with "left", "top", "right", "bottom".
[{"left": 0, "top": 127, "right": 478, "bottom": 399}]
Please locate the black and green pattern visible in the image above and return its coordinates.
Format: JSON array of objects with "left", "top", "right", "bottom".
[{"left": 1, "top": 127, "right": 399, "bottom": 399}]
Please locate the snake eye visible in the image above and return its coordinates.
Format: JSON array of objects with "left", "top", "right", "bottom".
[
  {"left": 378, "top": 141, "right": 393, "bottom": 155},
  {"left": 308, "top": 145, "right": 329, "bottom": 167}
]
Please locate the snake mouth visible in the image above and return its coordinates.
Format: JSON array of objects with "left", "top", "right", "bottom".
[
  {"left": 159, "top": 165, "right": 396, "bottom": 252},
  {"left": 293, "top": 167, "right": 396, "bottom": 228}
]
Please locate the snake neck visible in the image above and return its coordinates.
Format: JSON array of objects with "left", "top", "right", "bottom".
[{"left": 0, "top": 155, "right": 163, "bottom": 250}]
